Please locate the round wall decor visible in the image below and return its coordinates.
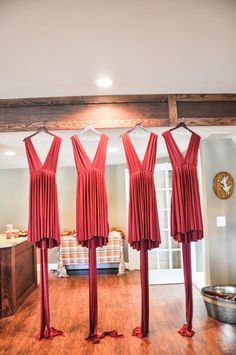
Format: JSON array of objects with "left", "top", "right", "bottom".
[{"left": 213, "top": 171, "right": 234, "bottom": 199}]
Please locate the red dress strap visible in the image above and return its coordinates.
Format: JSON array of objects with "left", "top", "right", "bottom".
[
  {"left": 43, "top": 136, "right": 62, "bottom": 171},
  {"left": 25, "top": 136, "right": 61, "bottom": 172},
  {"left": 71, "top": 135, "right": 92, "bottom": 171},
  {"left": 185, "top": 133, "right": 201, "bottom": 165},
  {"left": 93, "top": 134, "right": 108, "bottom": 171},
  {"left": 142, "top": 133, "right": 157, "bottom": 173},
  {"left": 122, "top": 133, "right": 140, "bottom": 173},
  {"left": 25, "top": 137, "right": 43, "bottom": 172}
]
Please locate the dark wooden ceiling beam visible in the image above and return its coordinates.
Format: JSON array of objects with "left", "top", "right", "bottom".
[
  {"left": 0, "top": 94, "right": 168, "bottom": 108},
  {"left": 176, "top": 94, "right": 236, "bottom": 101},
  {"left": 183, "top": 117, "right": 236, "bottom": 126},
  {"left": 0, "top": 94, "right": 236, "bottom": 132}
]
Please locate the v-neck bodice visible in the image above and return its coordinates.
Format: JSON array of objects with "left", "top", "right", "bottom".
[
  {"left": 122, "top": 132, "right": 157, "bottom": 174},
  {"left": 25, "top": 135, "right": 61, "bottom": 173},
  {"left": 71, "top": 134, "right": 108, "bottom": 173},
  {"left": 162, "top": 130, "right": 200, "bottom": 167}
]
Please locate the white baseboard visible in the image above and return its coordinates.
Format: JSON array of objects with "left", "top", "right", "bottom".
[
  {"left": 125, "top": 262, "right": 130, "bottom": 270},
  {"left": 37, "top": 263, "right": 58, "bottom": 272}
]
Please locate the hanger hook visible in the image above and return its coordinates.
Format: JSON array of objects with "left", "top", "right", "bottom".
[
  {"left": 85, "top": 120, "right": 93, "bottom": 127},
  {"left": 38, "top": 121, "right": 45, "bottom": 129}
]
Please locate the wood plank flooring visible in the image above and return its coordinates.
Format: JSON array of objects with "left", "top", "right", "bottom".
[{"left": 0, "top": 271, "right": 235, "bottom": 355}]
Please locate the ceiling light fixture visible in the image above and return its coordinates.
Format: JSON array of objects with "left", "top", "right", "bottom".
[
  {"left": 4, "top": 151, "right": 16, "bottom": 156},
  {"left": 96, "top": 77, "right": 113, "bottom": 88}
]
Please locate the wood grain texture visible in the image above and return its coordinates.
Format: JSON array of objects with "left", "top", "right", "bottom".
[
  {"left": 1, "top": 94, "right": 236, "bottom": 131},
  {"left": 0, "top": 241, "right": 37, "bottom": 319},
  {"left": 0, "top": 95, "right": 169, "bottom": 131},
  {"left": 177, "top": 101, "right": 236, "bottom": 118},
  {"left": 0, "top": 271, "right": 235, "bottom": 355},
  {"left": 180, "top": 117, "right": 236, "bottom": 126},
  {"left": 0, "top": 94, "right": 169, "bottom": 107},
  {"left": 0, "top": 248, "right": 13, "bottom": 318},
  {"left": 168, "top": 95, "right": 178, "bottom": 126},
  {"left": 176, "top": 94, "right": 236, "bottom": 102}
]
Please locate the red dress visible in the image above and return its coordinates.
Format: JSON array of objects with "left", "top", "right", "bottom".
[
  {"left": 122, "top": 132, "right": 161, "bottom": 250},
  {"left": 71, "top": 133, "right": 114, "bottom": 343},
  {"left": 162, "top": 130, "right": 203, "bottom": 242},
  {"left": 162, "top": 130, "right": 204, "bottom": 337},
  {"left": 25, "top": 135, "right": 61, "bottom": 248},
  {"left": 71, "top": 134, "right": 109, "bottom": 247},
  {"left": 25, "top": 135, "right": 63, "bottom": 340},
  {"left": 122, "top": 132, "right": 161, "bottom": 337}
]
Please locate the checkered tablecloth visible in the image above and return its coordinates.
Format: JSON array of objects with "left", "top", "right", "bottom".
[{"left": 57, "top": 231, "right": 125, "bottom": 277}]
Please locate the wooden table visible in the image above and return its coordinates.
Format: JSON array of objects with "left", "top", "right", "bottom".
[{"left": 0, "top": 236, "right": 37, "bottom": 319}]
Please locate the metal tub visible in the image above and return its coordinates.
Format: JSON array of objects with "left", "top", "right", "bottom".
[{"left": 201, "top": 285, "right": 236, "bottom": 325}]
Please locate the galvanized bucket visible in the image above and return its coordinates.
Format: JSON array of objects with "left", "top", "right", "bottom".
[{"left": 201, "top": 285, "right": 236, "bottom": 325}]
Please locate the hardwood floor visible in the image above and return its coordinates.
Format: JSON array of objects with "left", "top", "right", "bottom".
[{"left": 0, "top": 271, "right": 235, "bottom": 355}]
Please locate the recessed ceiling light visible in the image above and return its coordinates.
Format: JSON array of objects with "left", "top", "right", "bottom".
[
  {"left": 107, "top": 147, "right": 118, "bottom": 153},
  {"left": 4, "top": 151, "right": 16, "bottom": 156},
  {"left": 96, "top": 77, "right": 113, "bottom": 88}
]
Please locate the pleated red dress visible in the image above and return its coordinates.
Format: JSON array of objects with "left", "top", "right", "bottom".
[
  {"left": 25, "top": 135, "right": 63, "bottom": 340},
  {"left": 122, "top": 132, "right": 161, "bottom": 337},
  {"left": 25, "top": 135, "right": 61, "bottom": 247},
  {"left": 122, "top": 132, "right": 161, "bottom": 250},
  {"left": 71, "top": 134, "right": 123, "bottom": 343},
  {"left": 162, "top": 131, "right": 203, "bottom": 243},
  {"left": 162, "top": 130, "right": 204, "bottom": 337}
]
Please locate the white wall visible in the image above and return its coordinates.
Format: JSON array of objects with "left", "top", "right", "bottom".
[
  {"left": 0, "top": 164, "right": 128, "bottom": 261},
  {"left": 0, "top": 168, "right": 29, "bottom": 230},
  {"left": 201, "top": 139, "right": 236, "bottom": 285},
  {"left": 106, "top": 164, "right": 128, "bottom": 260},
  {"left": 0, "top": 0, "right": 236, "bottom": 98},
  {"left": 0, "top": 167, "right": 76, "bottom": 232}
]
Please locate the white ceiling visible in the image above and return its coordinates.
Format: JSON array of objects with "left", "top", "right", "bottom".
[
  {"left": 1, "top": 126, "right": 236, "bottom": 169},
  {"left": 1, "top": 1, "right": 236, "bottom": 168},
  {"left": 0, "top": 0, "right": 236, "bottom": 98}
]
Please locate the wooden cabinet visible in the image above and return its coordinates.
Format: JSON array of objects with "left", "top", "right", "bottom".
[{"left": 0, "top": 240, "right": 37, "bottom": 318}]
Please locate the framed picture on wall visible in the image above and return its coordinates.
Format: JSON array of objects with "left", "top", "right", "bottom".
[{"left": 213, "top": 171, "right": 234, "bottom": 199}]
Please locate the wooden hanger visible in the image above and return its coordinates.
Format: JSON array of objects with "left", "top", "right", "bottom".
[
  {"left": 23, "top": 125, "right": 56, "bottom": 141},
  {"left": 169, "top": 118, "right": 195, "bottom": 134}
]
